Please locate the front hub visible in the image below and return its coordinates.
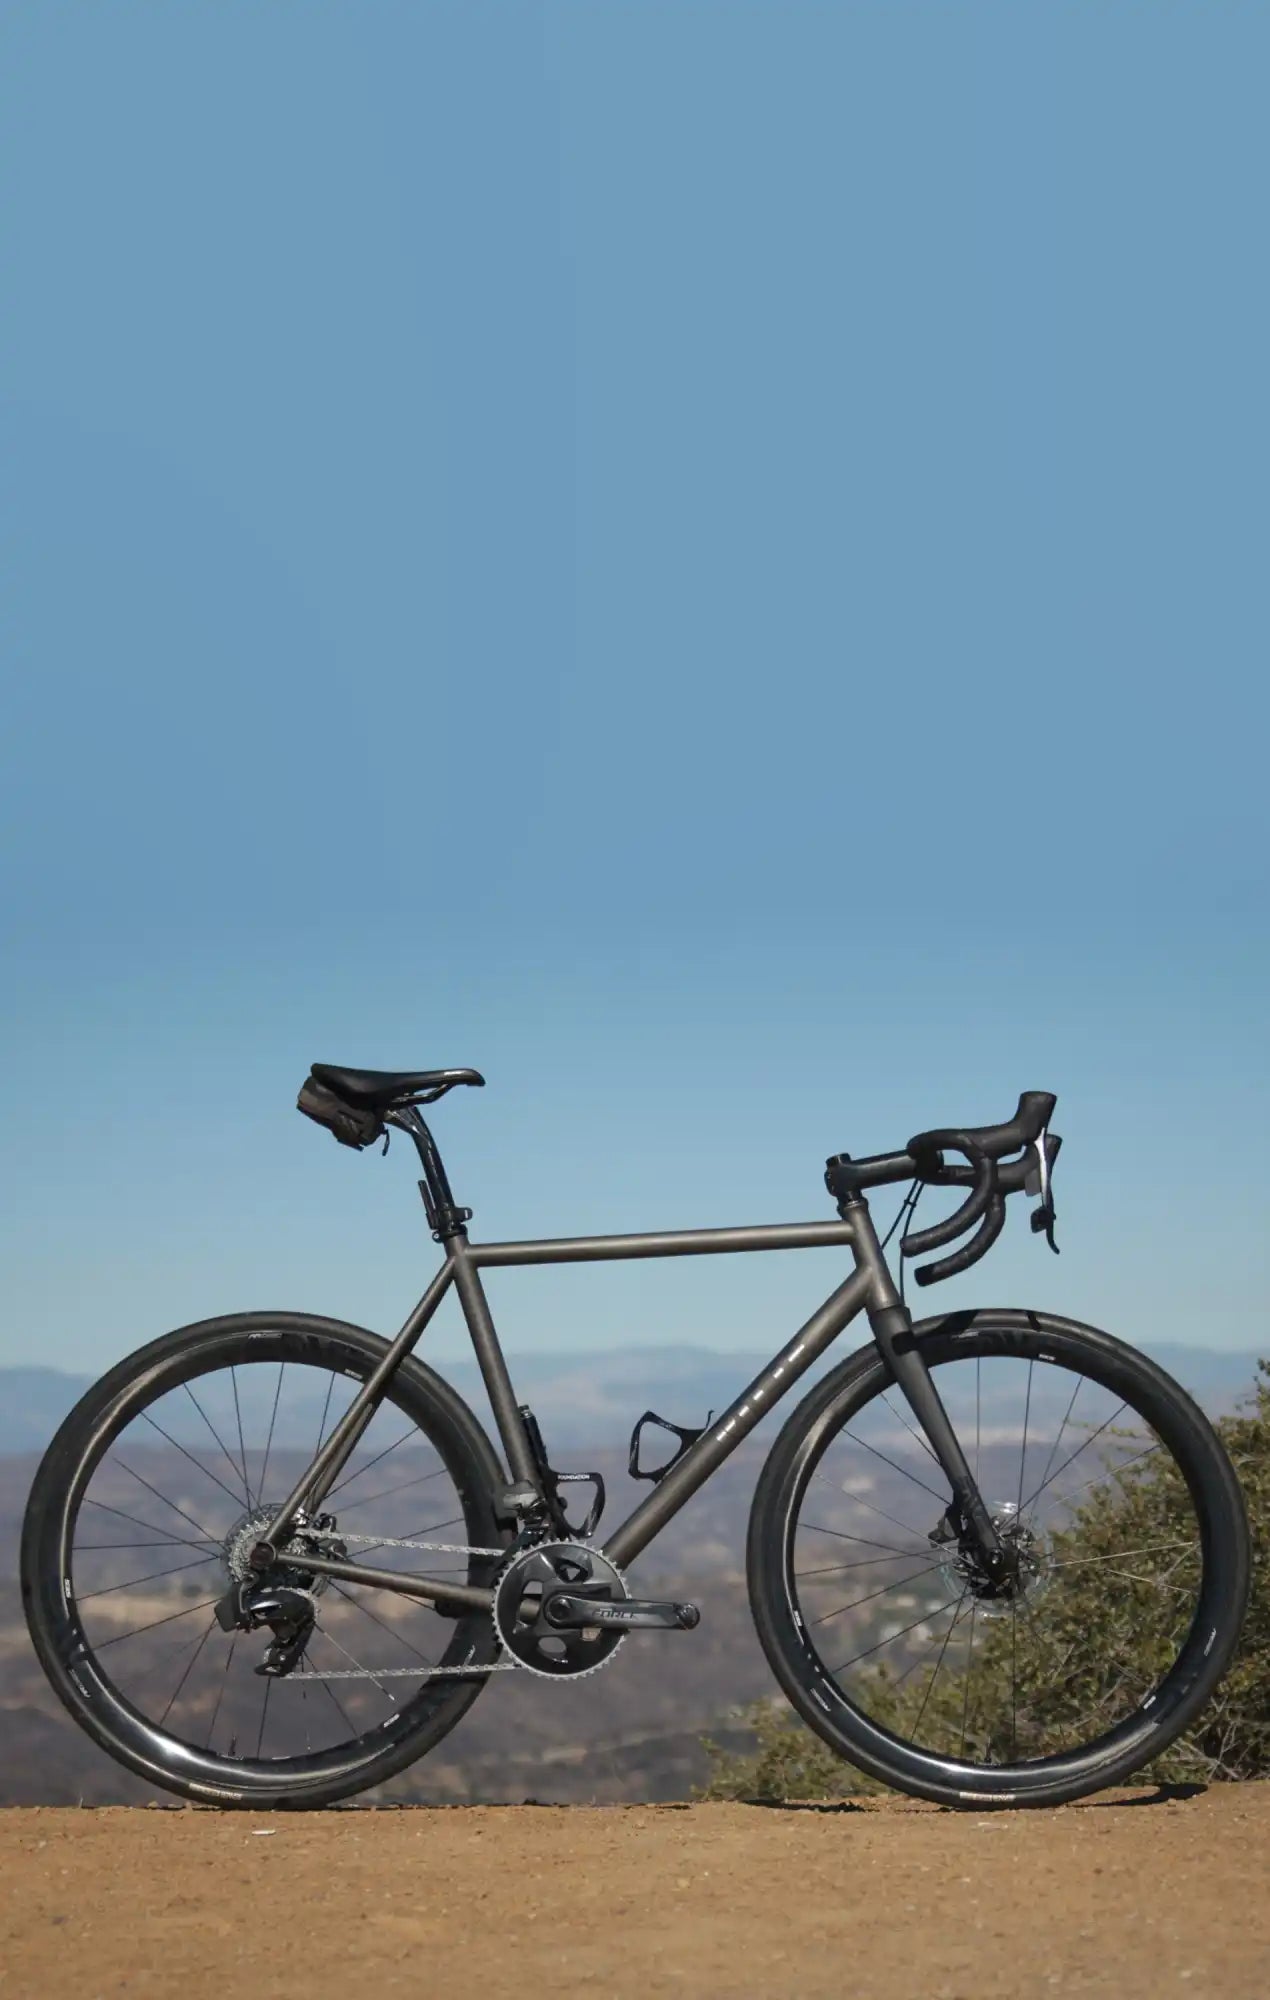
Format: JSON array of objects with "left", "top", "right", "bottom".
[{"left": 937, "top": 1502, "right": 1046, "bottom": 1617}]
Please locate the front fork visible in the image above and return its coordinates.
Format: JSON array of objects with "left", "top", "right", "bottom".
[
  {"left": 845, "top": 1195, "right": 1009, "bottom": 1575},
  {"left": 867, "top": 1304, "right": 1008, "bottom": 1571}
]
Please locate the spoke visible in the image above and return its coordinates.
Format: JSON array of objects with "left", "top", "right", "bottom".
[
  {"left": 90, "top": 1595, "right": 223, "bottom": 1652},
  {"left": 1048, "top": 1540, "right": 1194, "bottom": 1569},
  {"left": 330, "top": 1584, "right": 436, "bottom": 1671},
  {"left": 231, "top": 1367, "right": 252, "bottom": 1508},
  {"left": 1016, "top": 1359, "right": 1034, "bottom": 1515},
  {"left": 879, "top": 1392, "right": 940, "bottom": 1466},
  {"left": 1010, "top": 1600, "right": 1018, "bottom": 1760},
  {"left": 839, "top": 1428, "right": 947, "bottom": 1505},
  {"left": 800, "top": 1523, "right": 930, "bottom": 1559},
  {"left": 314, "top": 1371, "right": 337, "bottom": 1460},
  {"left": 327, "top": 1427, "right": 430, "bottom": 1501},
  {"left": 255, "top": 1677, "right": 273, "bottom": 1761},
  {"left": 139, "top": 1411, "right": 245, "bottom": 1509},
  {"left": 81, "top": 1498, "right": 218, "bottom": 1550},
  {"left": 182, "top": 1384, "right": 252, "bottom": 1505},
  {"left": 1026, "top": 1374, "right": 1083, "bottom": 1525},
  {"left": 78, "top": 1554, "right": 219, "bottom": 1601},
  {"left": 314, "top": 1621, "right": 399, "bottom": 1704},
  {"left": 959, "top": 1601, "right": 978, "bottom": 1759},
  {"left": 796, "top": 1552, "right": 938, "bottom": 1578},
  {"left": 809, "top": 1561, "right": 945, "bottom": 1629},
  {"left": 159, "top": 1616, "right": 217, "bottom": 1725},
  {"left": 205, "top": 1635, "right": 236, "bottom": 1750},
  {"left": 886, "top": 1598, "right": 972, "bottom": 1696},
  {"left": 79, "top": 1539, "right": 214, "bottom": 1551},
  {"left": 350, "top": 1513, "right": 470, "bottom": 1561},
  {"left": 831, "top": 1484, "right": 935, "bottom": 1544},
  {"left": 1040, "top": 1440, "right": 1160, "bottom": 1522},
  {"left": 1018, "top": 1402, "right": 1129, "bottom": 1515},
  {"left": 828, "top": 1596, "right": 961, "bottom": 1676},
  {"left": 1072, "top": 1564, "right": 1195, "bottom": 1597},
  {"left": 1017, "top": 1580, "right": 1046, "bottom": 1655},
  {"left": 257, "top": 1364, "right": 285, "bottom": 1500},
  {"left": 911, "top": 1586, "right": 969, "bottom": 1737},
  {"left": 334, "top": 1474, "right": 452, "bottom": 1517},
  {"left": 314, "top": 1669, "right": 362, "bottom": 1742},
  {"left": 115, "top": 1462, "right": 221, "bottom": 1545},
  {"left": 1010, "top": 1637, "right": 1081, "bottom": 1724}
]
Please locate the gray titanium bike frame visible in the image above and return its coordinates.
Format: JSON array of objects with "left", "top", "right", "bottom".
[{"left": 259, "top": 1176, "right": 1002, "bottom": 1612}]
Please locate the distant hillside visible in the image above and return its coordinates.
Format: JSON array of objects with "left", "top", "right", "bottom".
[
  {"left": 0, "top": 1341, "right": 1260, "bottom": 1457},
  {"left": 0, "top": 1339, "right": 1262, "bottom": 1808}
]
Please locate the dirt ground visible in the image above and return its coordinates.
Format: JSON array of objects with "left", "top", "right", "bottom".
[{"left": 2, "top": 1786, "right": 1268, "bottom": 1999}]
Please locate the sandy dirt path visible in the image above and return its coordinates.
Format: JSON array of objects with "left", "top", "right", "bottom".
[{"left": 2, "top": 1786, "right": 1267, "bottom": 1998}]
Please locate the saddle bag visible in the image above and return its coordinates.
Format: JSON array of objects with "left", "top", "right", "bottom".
[{"left": 296, "top": 1075, "right": 385, "bottom": 1150}]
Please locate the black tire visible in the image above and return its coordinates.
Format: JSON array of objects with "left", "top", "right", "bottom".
[
  {"left": 21, "top": 1313, "right": 511, "bottom": 1808},
  {"left": 747, "top": 1310, "right": 1250, "bottom": 1807}
]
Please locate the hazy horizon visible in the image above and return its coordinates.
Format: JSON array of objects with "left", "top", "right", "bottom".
[{"left": 3, "top": 5, "right": 1266, "bottom": 1377}]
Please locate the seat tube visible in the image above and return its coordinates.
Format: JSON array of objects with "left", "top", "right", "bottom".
[
  {"left": 845, "top": 1190, "right": 1004, "bottom": 1562},
  {"left": 449, "top": 1239, "right": 539, "bottom": 1489}
]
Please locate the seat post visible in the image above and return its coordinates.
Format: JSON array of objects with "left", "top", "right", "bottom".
[{"left": 394, "top": 1107, "right": 472, "bottom": 1242}]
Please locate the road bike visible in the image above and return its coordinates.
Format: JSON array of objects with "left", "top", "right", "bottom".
[{"left": 22, "top": 1066, "right": 1250, "bottom": 1808}]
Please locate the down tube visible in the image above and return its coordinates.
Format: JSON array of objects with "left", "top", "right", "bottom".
[{"left": 604, "top": 1264, "right": 872, "bottom": 1571}]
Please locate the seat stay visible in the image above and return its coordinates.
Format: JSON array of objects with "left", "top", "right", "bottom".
[{"left": 260, "top": 1257, "right": 459, "bottom": 1547}]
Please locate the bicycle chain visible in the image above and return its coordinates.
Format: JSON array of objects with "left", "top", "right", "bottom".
[
  {"left": 285, "top": 1530, "right": 514, "bottom": 1682},
  {"left": 303, "top": 1532, "right": 506, "bottom": 1558}
]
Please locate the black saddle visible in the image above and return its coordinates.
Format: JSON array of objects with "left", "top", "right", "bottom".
[
  {"left": 311, "top": 1064, "right": 485, "bottom": 1110},
  {"left": 298, "top": 1063, "right": 484, "bottom": 1150}
]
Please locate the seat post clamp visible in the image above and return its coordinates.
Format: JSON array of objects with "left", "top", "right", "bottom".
[{"left": 418, "top": 1182, "right": 473, "bottom": 1242}]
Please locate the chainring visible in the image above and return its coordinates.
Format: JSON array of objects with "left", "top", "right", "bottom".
[{"left": 492, "top": 1541, "right": 628, "bottom": 1679}]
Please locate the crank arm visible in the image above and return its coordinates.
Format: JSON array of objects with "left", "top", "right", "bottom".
[{"left": 544, "top": 1593, "right": 700, "bottom": 1631}]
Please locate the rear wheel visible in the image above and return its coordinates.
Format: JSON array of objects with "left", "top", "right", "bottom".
[
  {"left": 747, "top": 1311, "right": 1250, "bottom": 1806},
  {"left": 22, "top": 1313, "right": 510, "bottom": 1807}
]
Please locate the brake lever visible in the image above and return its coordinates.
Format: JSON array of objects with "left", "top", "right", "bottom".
[{"left": 1026, "top": 1129, "right": 1060, "bottom": 1253}]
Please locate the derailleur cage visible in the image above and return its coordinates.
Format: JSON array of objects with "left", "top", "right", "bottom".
[{"left": 214, "top": 1580, "right": 317, "bottom": 1679}]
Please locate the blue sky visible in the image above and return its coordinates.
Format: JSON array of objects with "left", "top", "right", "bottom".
[{"left": 2, "top": 3, "right": 1266, "bottom": 1376}]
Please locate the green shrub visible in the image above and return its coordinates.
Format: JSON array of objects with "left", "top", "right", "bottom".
[{"left": 702, "top": 1365, "right": 1269, "bottom": 1800}]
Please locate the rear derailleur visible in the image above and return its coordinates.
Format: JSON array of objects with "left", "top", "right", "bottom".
[
  {"left": 217, "top": 1582, "right": 317, "bottom": 1678},
  {"left": 213, "top": 1510, "right": 346, "bottom": 1678}
]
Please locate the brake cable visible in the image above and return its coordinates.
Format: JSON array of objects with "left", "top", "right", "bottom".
[{"left": 879, "top": 1177, "right": 923, "bottom": 1305}]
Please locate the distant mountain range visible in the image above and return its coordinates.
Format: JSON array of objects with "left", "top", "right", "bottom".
[
  {"left": 0, "top": 1340, "right": 1261, "bottom": 1457},
  {"left": 0, "top": 1339, "right": 1262, "bottom": 1808}
]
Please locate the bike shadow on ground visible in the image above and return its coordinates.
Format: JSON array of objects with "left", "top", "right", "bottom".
[{"left": 738, "top": 1782, "right": 1209, "bottom": 1815}]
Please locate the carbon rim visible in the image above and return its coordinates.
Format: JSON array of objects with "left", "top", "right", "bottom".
[
  {"left": 24, "top": 1321, "right": 505, "bottom": 1799},
  {"left": 761, "top": 1321, "right": 1243, "bottom": 1795}
]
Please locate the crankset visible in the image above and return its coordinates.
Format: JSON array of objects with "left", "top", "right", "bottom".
[{"left": 492, "top": 1541, "right": 700, "bottom": 1679}]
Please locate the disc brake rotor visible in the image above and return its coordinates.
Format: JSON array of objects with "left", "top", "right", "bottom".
[{"left": 936, "top": 1501, "right": 1049, "bottom": 1619}]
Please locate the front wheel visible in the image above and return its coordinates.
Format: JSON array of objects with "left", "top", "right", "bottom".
[
  {"left": 22, "top": 1313, "right": 511, "bottom": 1808},
  {"left": 747, "top": 1310, "right": 1250, "bottom": 1807}
]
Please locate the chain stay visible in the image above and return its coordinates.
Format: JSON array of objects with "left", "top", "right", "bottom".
[
  {"left": 284, "top": 1529, "right": 512, "bottom": 1682},
  {"left": 297, "top": 1533, "right": 505, "bottom": 1557},
  {"left": 289, "top": 1665, "right": 517, "bottom": 1678}
]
